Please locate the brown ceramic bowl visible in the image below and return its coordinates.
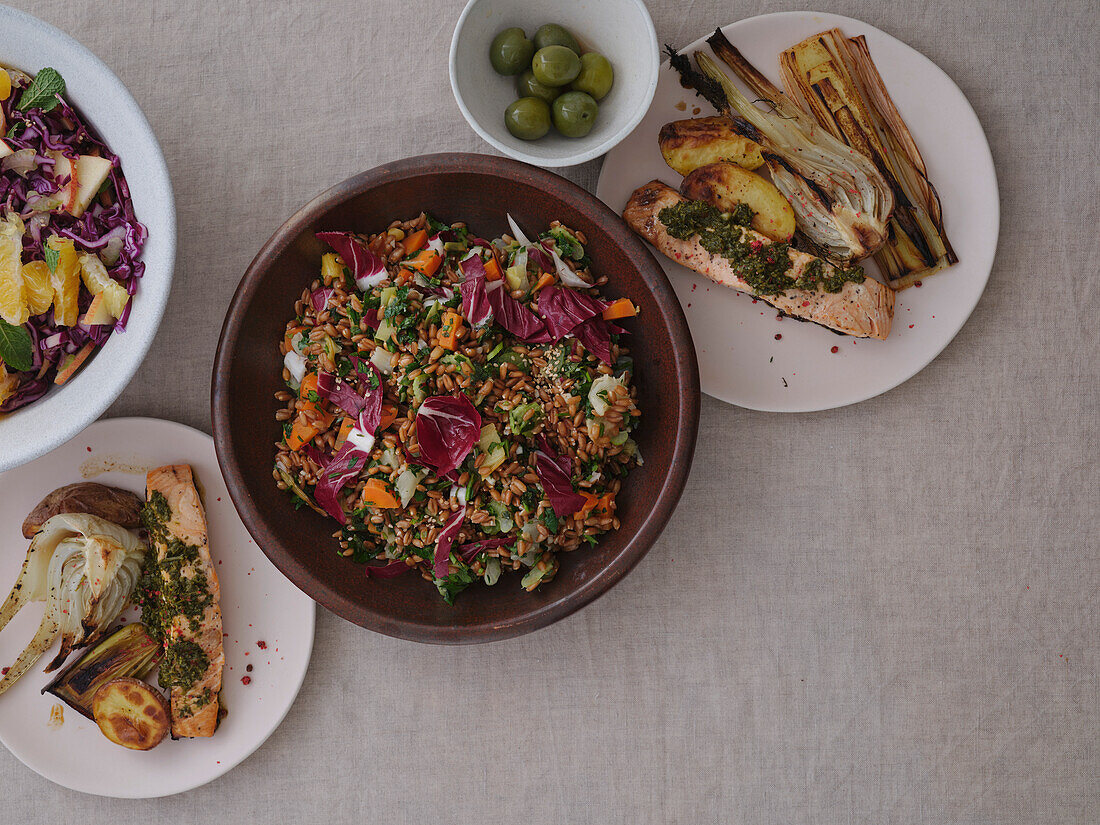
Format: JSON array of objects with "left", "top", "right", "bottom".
[{"left": 212, "top": 153, "right": 698, "bottom": 643}]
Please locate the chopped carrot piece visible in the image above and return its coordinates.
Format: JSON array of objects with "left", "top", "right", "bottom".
[
  {"left": 601, "top": 298, "right": 638, "bottom": 321},
  {"left": 533, "top": 272, "right": 556, "bottom": 293},
  {"left": 360, "top": 478, "right": 400, "bottom": 509},
  {"left": 484, "top": 256, "right": 504, "bottom": 282},
  {"left": 579, "top": 491, "right": 615, "bottom": 517},
  {"left": 284, "top": 325, "right": 306, "bottom": 349},
  {"left": 439, "top": 310, "right": 463, "bottom": 351},
  {"left": 402, "top": 229, "right": 428, "bottom": 256},
  {"left": 403, "top": 249, "right": 442, "bottom": 277},
  {"left": 378, "top": 402, "right": 399, "bottom": 432},
  {"left": 286, "top": 373, "right": 334, "bottom": 451},
  {"left": 333, "top": 416, "right": 356, "bottom": 449}
]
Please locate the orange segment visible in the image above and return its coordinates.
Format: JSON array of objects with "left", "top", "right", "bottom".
[
  {"left": 78, "top": 253, "right": 128, "bottom": 318},
  {"left": 21, "top": 261, "right": 53, "bottom": 316},
  {"left": 46, "top": 236, "right": 80, "bottom": 327},
  {"left": 0, "top": 213, "right": 27, "bottom": 325}
]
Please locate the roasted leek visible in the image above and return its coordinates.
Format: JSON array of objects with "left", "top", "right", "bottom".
[
  {"left": 666, "top": 29, "right": 893, "bottom": 262},
  {"left": 41, "top": 622, "right": 161, "bottom": 719},
  {"left": 779, "top": 30, "right": 958, "bottom": 288}
]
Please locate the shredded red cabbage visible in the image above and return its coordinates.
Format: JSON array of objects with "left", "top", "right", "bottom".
[
  {"left": 433, "top": 506, "right": 467, "bottom": 579},
  {"left": 0, "top": 72, "right": 147, "bottom": 413},
  {"left": 414, "top": 394, "right": 482, "bottom": 477},
  {"left": 535, "top": 435, "right": 586, "bottom": 517}
]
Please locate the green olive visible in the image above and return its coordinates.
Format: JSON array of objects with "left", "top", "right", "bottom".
[
  {"left": 489, "top": 27, "right": 535, "bottom": 76},
  {"left": 551, "top": 91, "right": 598, "bottom": 138},
  {"left": 531, "top": 45, "right": 581, "bottom": 87},
  {"left": 571, "top": 52, "right": 614, "bottom": 100},
  {"left": 505, "top": 97, "right": 552, "bottom": 141},
  {"left": 516, "top": 70, "right": 559, "bottom": 104},
  {"left": 533, "top": 23, "right": 581, "bottom": 54}
]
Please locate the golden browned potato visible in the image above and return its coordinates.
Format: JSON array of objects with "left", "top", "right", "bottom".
[
  {"left": 92, "top": 677, "right": 170, "bottom": 751},
  {"left": 680, "top": 161, "right": 796, "bottom": 242},
  {"left": 658, "top": 116, "right": 764, "bottom": 175},
  {"left": 22, "top": 482, "right": 144, "bottom": 538}
]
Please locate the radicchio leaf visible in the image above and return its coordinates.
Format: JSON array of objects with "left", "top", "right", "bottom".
[
  {"left": 310, "top": 287, "right": 334, "bottom": 312},
  {"left": 316, "top": 231, "right": 387, "bottom": 289},
  {"left": 401, "top": 440, "right": 458, "bottom": 482},
  {"left": 537, "top": 285, "right": 608, "bottom": 340},
  {"left": 534, "top": 435, "right": 586, "bottom": 517},
  {"left": 458, "top": 537, "right": 515, "bottom": 563},
  {"left": 316, "top": 357, "right": 383, "bottom": 423},
  {"left": 433, "top": 506, "right": 466, "bottom": 579},
  {"left": 486, "top": 283, "right": 551, "bottom": 342},
  {"left": 313, "top": 442, "right": 371, "bottom": 524},
  {"left": 527, "top": 245, "right": 554, "bottom": 274},
  {"left": 365, "top": 560, "right": 411, "bottom": 579},
  {"left": 572, "top": 315, "right": 613, "bottom": 365},
  {"left": 415, "top": 394, "right": 482, "bottom": 477},
  {"left": 459, "top": 255, "right": 492, "bottom": 326}
]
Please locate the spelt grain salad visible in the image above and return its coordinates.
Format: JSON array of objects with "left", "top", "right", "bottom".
[{"left": 273, "top": 212, "right": 642, "bottom": 603}]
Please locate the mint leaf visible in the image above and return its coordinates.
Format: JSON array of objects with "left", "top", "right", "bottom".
[
  {"left": 16, "top": 67, "right": 65, "bottom": 113},
  {"left": 43, "top": 245, "right": 60, "bottom": 273},
  {"left": 0, "top": 320, "right": 33, "bottom": 372},
  {"left": 5, "top": 121, "right": 24, "bottom": 139}
]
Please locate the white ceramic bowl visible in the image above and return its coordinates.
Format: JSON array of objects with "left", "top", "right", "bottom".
[
  {"left": 0, "top": 7, "right": 175, "bottom": 472},
  {"left": 449, "top": 0, "right": 659, "bottom": 167}
]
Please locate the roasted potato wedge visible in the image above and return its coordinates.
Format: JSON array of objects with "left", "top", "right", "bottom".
[
  {"left": 22, "top": 482, "right": 144, "bottom": 538},
  {"left": 92, "top": 677, "right": 170, "bottom": 750},
  {"left": 658, "top": 116, "right": 764, "bottom": 175},
  {"left": 680, "top": 161, "right": 796, "bottom": 242}
]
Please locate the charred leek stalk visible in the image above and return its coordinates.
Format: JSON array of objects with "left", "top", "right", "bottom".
[
  {"left": 666, "top": 30, "right": 893, "bottom": 262},
  {"left": 779, "top": 30, "right": 958, "bottom": 288},
  {"left": 41, "top": 622, "right": 161, "bottom": 719}
]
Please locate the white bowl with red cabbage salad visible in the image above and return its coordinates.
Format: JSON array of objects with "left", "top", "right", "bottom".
[{"left": 0, "top": 64, "right": 147, "bottom": 413}]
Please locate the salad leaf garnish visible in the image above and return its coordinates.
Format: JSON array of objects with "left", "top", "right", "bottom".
[
  {"left": 17, "top": 67, "right": 65, "bottom": 113},
  {"left": 43, "top": 245, "right": 60, "bottom": 273},
  {"left": 0, "top": 320, "right": 33, "bottom": 372}
]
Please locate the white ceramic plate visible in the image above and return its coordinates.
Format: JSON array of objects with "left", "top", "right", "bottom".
[
  {"left": 597, "top": 12, "right": 999, "bottom": 411},
  {"left": 0, "top": 418, "right": 315, "bottom": 798},
  {"left": 0, "top": 8, "right": 176, "bottom": 470}
]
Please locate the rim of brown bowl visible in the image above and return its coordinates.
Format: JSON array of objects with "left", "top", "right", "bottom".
[{"left": 212, "top": 153, "right": 699, "bottom": 644}]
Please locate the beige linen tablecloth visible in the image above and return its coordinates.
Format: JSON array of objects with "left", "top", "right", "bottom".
[{"left": 1, "top": 1, "right": 1096, "bottom": 822}]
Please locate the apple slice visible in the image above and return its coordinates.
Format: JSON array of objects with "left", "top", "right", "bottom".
[
  {"left": 47, "top": 151, "right": 80, "bottom": 213},
  {"left": 54, "top": 342, "right": 96, "bottom": 385},
  {"left": 0, "top": 140, "right": 12, "bottom": 160},
  {"left": 80, "top": 292, "right": 114, "bottom": 325},
  {"left": 70, "top": 155, "right": 113, "bottom": 217}
]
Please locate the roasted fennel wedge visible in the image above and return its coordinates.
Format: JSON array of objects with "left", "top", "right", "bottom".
[
  {"left": 666, "top": 29, "right": 893, "bottom": 263},
  {"left": 0, "top": 513, "right": 146, "bottom": 695},
  {"left": 779, "top": 29, "right": 958, "bottom": 288}
]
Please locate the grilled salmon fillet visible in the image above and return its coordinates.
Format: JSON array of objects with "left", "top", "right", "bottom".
[
  {"left": 623, "top": 181, "right": 894, "bottom": 339},
  {"left": 145, "top": 465, "right": 223, "bottom": 738}
]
